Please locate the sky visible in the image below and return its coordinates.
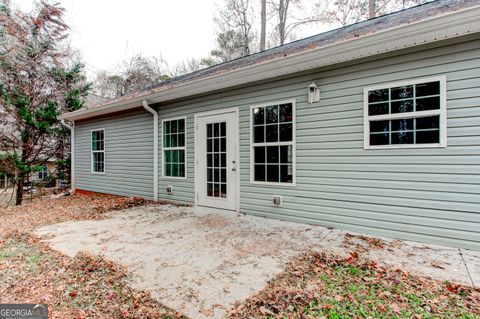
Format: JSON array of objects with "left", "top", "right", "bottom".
[
  {"left": 13, "top": 0, "right": 222, "bottom": 77},
  {"left": 12, "top": 0, "right": 329, "bottom": 79}
]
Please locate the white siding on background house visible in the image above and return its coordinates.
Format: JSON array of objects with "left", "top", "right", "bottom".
[{"left": 74, "top": 35, "right": 480, "bottom": 250}]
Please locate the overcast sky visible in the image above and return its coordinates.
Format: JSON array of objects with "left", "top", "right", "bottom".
[
  {"left": 13, "top": 0, "right": 222, "bottom": 77},
  {"left": 12, "top": 0, "right": 328, "bottom": 78}
]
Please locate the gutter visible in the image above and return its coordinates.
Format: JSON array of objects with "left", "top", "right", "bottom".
[
  {"left": 142, "top": 100, "right": 159, "bottom": 201},
  {"left": 61, "top": 119, "right": 75, "bottom": 192},
  {"left": 60, "top": 5, "right": 480, "bottom": 122}
]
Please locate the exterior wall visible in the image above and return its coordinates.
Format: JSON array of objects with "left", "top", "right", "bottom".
[
  {"left": 74, "top": 35, "right": 480, "bottom": 250},
  {"left": 75, "top": 109, "right": 154, "bottom": 199},
  {"left": 156, "top": 36, "right": 480, "bottom": 250},
  {"left": 31, "top": 162, "right": 56, "bottom": 183}
]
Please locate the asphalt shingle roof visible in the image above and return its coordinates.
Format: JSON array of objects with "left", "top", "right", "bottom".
[{"left": 90, "top": 0, "right": 480, "bottom": 108}]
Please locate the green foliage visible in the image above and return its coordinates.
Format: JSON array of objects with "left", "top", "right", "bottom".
[
  {"left": 0, "top": 1, "right": 9, "bottom": 14},
  {"left": 210, "top": 30, "right": 250, "bottom": 63},
  {"left": 33, "top": 101, "right": 59, "bottom": 132},
  {"left": 51, "top": 63, "right": 91, "bottom": 111},
  {"left": 0, "top": 0, "right": 91, "bottom": 203}
]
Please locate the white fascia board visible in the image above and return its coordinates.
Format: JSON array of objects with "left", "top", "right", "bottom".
[{"left": 61, "top": 5, "right": 480, "bottom": 121}]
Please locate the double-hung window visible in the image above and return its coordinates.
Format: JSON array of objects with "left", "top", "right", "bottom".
[
  {"left": 38, "top": 165, "right": 48, "bottom": 180},
  {"left": 163, "top": 117, "right": 186, "bottom": 178},
  {"left": 364, "top": 76, "right": 447, "bottom": 149},
  {"left": 91, "top": 129, "right": 105, "bottom": 173},
  {"left": 251, "top": 100, "right": 295, "bottom": 185}
]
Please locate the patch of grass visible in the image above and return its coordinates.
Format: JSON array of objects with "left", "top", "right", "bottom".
[{"left": 229, "top": 252, "right": 480, "bottom": 319}]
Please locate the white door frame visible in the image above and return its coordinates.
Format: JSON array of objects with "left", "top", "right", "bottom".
[{"left": 194, "top": 107, "right": 240, "bottom": 212}]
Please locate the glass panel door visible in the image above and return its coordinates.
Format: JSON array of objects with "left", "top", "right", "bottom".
[
  {"left": 206, "top": 122, "right": 227, "bottom": 198},
  {"left": 196, "top": 110, "right": 238, "bottom": 211}
]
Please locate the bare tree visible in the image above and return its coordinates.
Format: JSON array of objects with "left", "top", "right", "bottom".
[
  {"left": 0, "top": 0, "right": 90, "bottom": 205},
  {"left": 315, "top": 0, "right": 367, "bottom": 27},
  {"left": 369, "top": 0, "right": 376, "bottom": 18},
  {"left": 315, "top": 0, "right": 431, "bottom": 27},
  {"left": 274, "top": 0, "right": 289, "bottom": 45},
  {"left": 268, "top": 0, "right": 319, "bottom": 46},
  {"left": 172, "top": 58, "right": 214, "bottom": 76},
  {"left": 260, "top": 0, "right": 266, "bottom": 51},
  {"left": 93, "top": 54, "right": 170, "bottom": 98},
  {"left": 210, "top": 0, "right": 256, "bottom": 62}
]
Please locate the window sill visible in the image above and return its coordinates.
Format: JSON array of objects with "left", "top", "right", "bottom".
[
  {"left": 162, "top": 176, "right": 187, "bottom": 180},
  {"left": 249, "top": 180, "right": 296, "bottom": 187},
  {"left": 364, "top": 143, "right": 447, "bottom": 150}
]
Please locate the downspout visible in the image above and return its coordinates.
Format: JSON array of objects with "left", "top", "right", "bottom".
[
  {"left": 142, "top": 100, "right": 159, "bottom": 201},
  {"left": 61, "top": 119, "right": 75, "bottom": 193}
]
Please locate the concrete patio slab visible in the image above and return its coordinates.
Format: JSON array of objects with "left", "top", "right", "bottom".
[
  {"left": 35, "top": 204, "right": 479, "bottom": 318},
  {"left": 35, "top": 205, "right": 329, "bottom": 318},
  {"left": 461, "top": 249, "right": 480, "bottom": 288}
]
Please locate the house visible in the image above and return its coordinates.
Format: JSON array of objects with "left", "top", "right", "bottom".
[
  {"left": 29, "top": 160, "right": 58, "bottom": 188},
  {"left": 60, "top": 0, "right": 480, "bottom": 250}
]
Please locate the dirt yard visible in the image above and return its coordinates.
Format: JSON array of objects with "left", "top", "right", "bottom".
[
  {"left": 35, "top": 205, "right": 330, "bottom": 318},
  {"left": 35, "top": 204, "right": 479, "bottom": 319},
  {"left": 1, "top": 195, "right": 479, "bottom": 319},
  {"left": 0, "top": 194, "right": 184, "bottom": 318}
]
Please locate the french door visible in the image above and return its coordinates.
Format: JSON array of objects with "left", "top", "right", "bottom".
[{"left": 195, "top": 109, "right": 239, "bottom": 211}]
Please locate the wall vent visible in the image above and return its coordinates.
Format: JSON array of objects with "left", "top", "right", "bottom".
[
  {"left": 273, "top": 195, "right": 282, "bottom": 207},
  {"left": 166, "top": 185, "right": 174, "bottom": 194}
]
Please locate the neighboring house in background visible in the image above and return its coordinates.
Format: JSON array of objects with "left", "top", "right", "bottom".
[
  {"left": 61, "top": 0, "right": 480, "bottom": 250},
  {"left": 0, "top": 145, "right": 59, "bottom": 189},
  {"left": 29, "top": 160, "right": 58, "bottom": 187}
]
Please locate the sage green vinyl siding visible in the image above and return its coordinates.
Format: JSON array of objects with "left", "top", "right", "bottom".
[
  {"left": 155, "top": 36, "right": 480, "bottom": 250},
  {"left": 75, "top": 109, "right": 154, "bottom": 199},
  {"left": 75, "top": 35, "right": 480, "bottom": 250}
]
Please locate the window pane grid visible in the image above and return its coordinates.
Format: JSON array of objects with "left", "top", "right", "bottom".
[
  {"left": 252, "top": 103, "right": 294, "bottom": 184},
  {"left": 91, "top": 130, "right": 105, "bottom": 173},
  {"left": 369, "top": 116, "right": 440, "bottom": 146},
  {"left": 163, "top": 119, "right": 186, "bottom": 177},
  {"left": 367, "top": 80, "right": 442, "bottom": 146},
  {"left": 207, "top": 122, "right": 227, "bottom": 198}
]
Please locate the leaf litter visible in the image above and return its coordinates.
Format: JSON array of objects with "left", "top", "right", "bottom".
[
  {"left": 0, "top": 194, "right": 186, "bottom": 318},
  {"left": 228, "top": 251, "right": 480, "bottom": 318},
  {"left": 1, "top": 193, "right": 479, "bottom": 318}
]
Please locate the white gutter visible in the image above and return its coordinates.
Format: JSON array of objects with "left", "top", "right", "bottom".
[
  {"left": 61, "top": 119, "right": 75, "bottom": 192},
  {"left": 60, "top": 5, "right": 480, "bottom": 121},
  {"left": 142, "top": 100, "right": 158, "bottom": 201}
]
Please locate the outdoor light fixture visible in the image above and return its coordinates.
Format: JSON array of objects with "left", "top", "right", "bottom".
[{"left": 307, "top": 82, "right": 320, "bottom": 103}]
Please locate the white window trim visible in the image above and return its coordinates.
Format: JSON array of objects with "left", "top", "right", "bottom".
[
  {"left": 161, "top": 116, "right": 187, "bottom": 179},
  {"left": 249, "top": 99, "right": 296, "bottom": 186},
  {"left": 363, "top": 75, "right": 447, "bottom": 150},
  {"left": 38, "top": 165, "right": 49, "bottom": 180},
  {"left": 91, "top": 128, "right": 105, "bottom": 174}
]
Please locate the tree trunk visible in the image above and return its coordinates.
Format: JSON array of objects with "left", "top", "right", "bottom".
[
  {"left": 15, "top": 172, "right": 24, "bottom": 206},
  {"left": 278, "top": 0, "right": 286, "bottom": 45},
  {"left": 369, "top": 0, "right": 376, "bottom": 19},
  {"left": 15, "top": 141, "right": 29, "bottom": 206},
  {"left": 260, "top": 0, "right": 266, "bottom": 51}
]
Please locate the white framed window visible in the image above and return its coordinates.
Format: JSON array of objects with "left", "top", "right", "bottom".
[
  {"left": 38, "top": 165, "right": 48, "bottom": 180},
  {"left": 250, "top": 99, "right": 296, "bottom": 185},
  {"left": 91, "top": 129, "right": 105, "bottom": 173},
  {"left": 364, "top": 76, "right": 447, "bottom": 149},
  {"left": 162, "top": 117, "right": 186, "bottom": 178}
]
